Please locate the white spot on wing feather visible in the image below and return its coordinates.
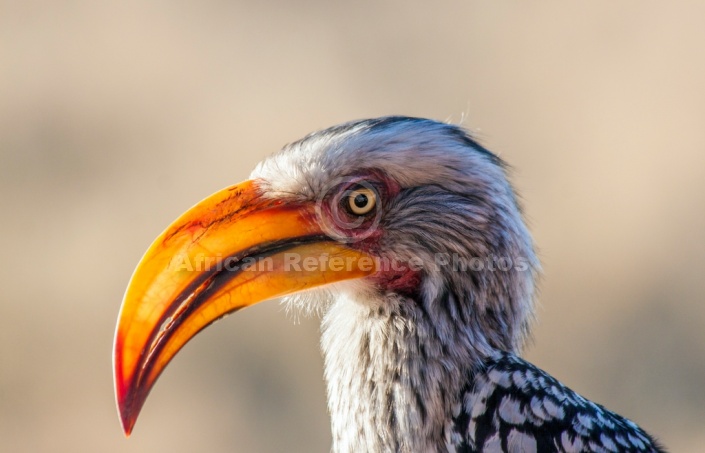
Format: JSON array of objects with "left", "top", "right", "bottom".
[
  {"left": 561, "top": 431, "right": 584, "bottom": 451},
  {"left": 482, "top": 433, "right": 502, "bottom": 452},
  {"left": 600, "top": 433, "right": 618, "bottom": 452},
  {"left": 529, "top": 396, "right": 549, "bottom": 421},
  {"left": 508, "top": 429, "right": 537, "bottom": 453},
  {"left": 542, "top": 397, "right": 566, "bottom": 420},
  {"left": 488, "top": 368, "right": 512, "bottom": 388},
  {"left": 499, "top": 396, "right": 526, "bottom": 425}
]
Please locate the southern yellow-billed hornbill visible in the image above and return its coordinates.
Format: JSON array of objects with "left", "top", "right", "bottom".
[{"left": 114, "top": 117, "right": 665, "bottom": 452}]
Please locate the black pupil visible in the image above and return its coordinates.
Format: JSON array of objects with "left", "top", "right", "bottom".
[{"left": 353, "top": 193, "right": 368, "bottom": 209}]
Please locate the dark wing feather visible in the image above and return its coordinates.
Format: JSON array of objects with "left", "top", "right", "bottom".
[{"left": 448, "top": 352, "right": 665, "bottom": 452}]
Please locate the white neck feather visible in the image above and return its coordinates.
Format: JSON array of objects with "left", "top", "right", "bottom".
[{"left": 321, "top": 291, "right": 482, "bottom": 453}]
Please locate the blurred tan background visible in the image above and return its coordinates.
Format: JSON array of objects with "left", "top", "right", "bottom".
[{"left": 1, "top": 1, "right": 704, "bottom": 452}]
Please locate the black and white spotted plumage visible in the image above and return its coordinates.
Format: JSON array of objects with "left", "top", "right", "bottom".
[
  {"left": 250, "top": 116, "right": 665, "bottom": 452},
  {"left": 449, "top": 352, "right": 663, "bottom": 452}
]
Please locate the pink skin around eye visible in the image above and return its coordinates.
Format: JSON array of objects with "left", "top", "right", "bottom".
[
  {"left": 319, "top": 171, "right": 398, "bottom": 243},
  {"left": 319, "top": 172, "right": 420, "bottom": 296}
]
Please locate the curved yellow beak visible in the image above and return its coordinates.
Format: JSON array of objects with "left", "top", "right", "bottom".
[{"left": 113, "top": 180, "right": 376, "bottom": 436}]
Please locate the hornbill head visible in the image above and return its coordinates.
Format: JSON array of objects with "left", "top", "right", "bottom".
[{"left": 114, "top": 116, "right": 538, "bottom": 435}]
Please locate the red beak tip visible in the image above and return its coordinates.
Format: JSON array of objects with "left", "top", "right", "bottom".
[
  {"left": 116, "top": 389, "right": 140, "bottom": 438},
  {"left": 119, "top": 410, "right": 136, "bottom": 437}
]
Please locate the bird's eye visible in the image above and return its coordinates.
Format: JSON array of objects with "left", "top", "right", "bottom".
[{"left": 346, "top": 187, "right": 377, "bottom": 216}]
